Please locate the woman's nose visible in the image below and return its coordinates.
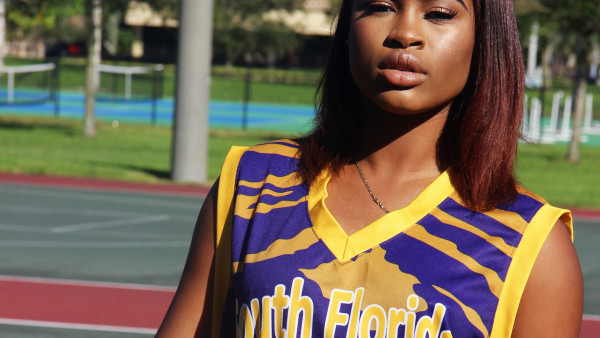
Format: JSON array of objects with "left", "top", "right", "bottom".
[{"left": 384, "top": 12, "right": 425, "bottom": 49}]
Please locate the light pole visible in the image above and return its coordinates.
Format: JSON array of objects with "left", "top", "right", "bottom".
[{"left": 171, "top": 0, "right": 214, "bottom": 183}]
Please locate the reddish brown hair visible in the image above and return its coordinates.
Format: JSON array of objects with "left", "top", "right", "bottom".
[{"left": 297, "top": 0, "right": 525, "bottom": 211}]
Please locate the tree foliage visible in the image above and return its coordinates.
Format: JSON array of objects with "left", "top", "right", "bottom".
[
  {"left": 213, "top": 0, "right": 306, "bottom": 67},
  {"left": 5, "top": 0, "right": 176, "bottom": 43},
  {"left": 5, "top": 0, "right": 85, "bottom": 41},
  {"left": 539, "top": 0, "right": 600, "bottom": 36},
  {"left": 6, "top": 0, "right": 307, "bottom": 65}
]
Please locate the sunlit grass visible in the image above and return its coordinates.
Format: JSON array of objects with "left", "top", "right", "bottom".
[{"left": 1, "top": 115, "right": 598, "bottom": 209}]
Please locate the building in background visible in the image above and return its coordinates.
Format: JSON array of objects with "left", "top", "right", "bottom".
[{"left": 124, "top": 0, "right": 335, "bottom": 68}]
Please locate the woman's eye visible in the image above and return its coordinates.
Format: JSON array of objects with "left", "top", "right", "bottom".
[
  {"left": 365, "top": 1, "right": 394, "bottom": 13},
  {"left": 424, "top": 7, "right": 457, "bottom": 21}
]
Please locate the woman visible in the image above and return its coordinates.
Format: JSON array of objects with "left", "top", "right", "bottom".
[{"left": 157, "top": 0, "right": 583, "bottom": 336}]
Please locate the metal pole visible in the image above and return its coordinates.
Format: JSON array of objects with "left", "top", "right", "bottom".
[
  {"left": 83, "top": 0, "right": 102, "bottom": 138},
  {"left": 7, "top": 70, "right": 13, "bottom": 103},
  {"left": 171, "top": 0, "right": 213, "bottom": 183},
  {"left": 151, "top": 64, "right": 162, "bottom": 125},
  {"left": 242, "top": 66, "right": 251, "bottom": 130},
  {"left": 52, "top": 58, "right": 60, "bottom": 117},
  {"left": 125, "top": 71, "right": 131, "bottom": 100}
]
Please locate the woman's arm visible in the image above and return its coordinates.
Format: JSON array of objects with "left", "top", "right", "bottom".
[
  {"left": 512, "top": 219, "right": 583, "bottom": 337},
  {"left": 156, "top": 179, "right": 219, "bottom": 337}
]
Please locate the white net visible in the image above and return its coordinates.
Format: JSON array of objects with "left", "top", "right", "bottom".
[
  {"left": 98, "top": 63, "right": 164, "bottom": 101},
  {"left": 0, "top": 63, "right": 57, "bottom": 104}
]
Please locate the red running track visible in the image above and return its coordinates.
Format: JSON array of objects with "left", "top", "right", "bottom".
[
  {"left": 0, "top": 275, "right": 175, "bottom": 333},
  {"left": 0, "top": 275, "right": 598, "bottom": 336},
  {"left": 581, "top": 315, "right": 600, "bottom": 338},
  {"left": 0, "top": 172, "right": 210, "bottom": 197}
]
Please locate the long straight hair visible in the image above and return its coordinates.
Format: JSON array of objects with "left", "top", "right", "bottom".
[{"left": 297, "top": 0, "right": 525, "bottom": 212}]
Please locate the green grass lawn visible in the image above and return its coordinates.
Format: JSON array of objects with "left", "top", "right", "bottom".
[
  {"left": 0, "top": 115, "right": 293, "bottom": 185},
  {"left": 1, "top": 115, "right": 599, "bottom": 209},
  {"left": 517, "top": 143, "right": 600, "bottom": 209}
]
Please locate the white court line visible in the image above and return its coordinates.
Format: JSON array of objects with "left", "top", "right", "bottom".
[
  {"left": 0, "top": 223, "right": 49, "bottom": 233},
  {"left": 0, "top": 318, "right": 156, "bottom": 335},
  {"left": 584, "top": 314, "right": 600, "bottom": 321},
  {"left": 0, "top": 274, "right": 176, "bottom": 291},
  {"left": 0, "top": 186, "right": 201, "bottom": 210},
  {"left": 0, "top": 240, "right": 189, "bottom": 248},
  {"left": 0, "top": 204, "right": 149, "bottom": 218},
  {"left": 51, "top": 215, "right": 170, "bottom": 233},
  {"left": 81, "top": 228, "right": 192, "bottom": 240},
  {"left": 0, "top": 204, "right": 197, "bottom": 225}
]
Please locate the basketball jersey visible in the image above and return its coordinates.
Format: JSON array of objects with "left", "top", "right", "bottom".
[{"left": 211, "top": 140, "right": 572, "bottom": 338}]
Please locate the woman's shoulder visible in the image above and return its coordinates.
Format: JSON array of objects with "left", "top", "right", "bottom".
[
  {"left": 243, "top": 139, "right": 301, "bottom": 157},
  {"left": 449, "top": 184, "right": 572, "bottom": 244},
  {"left": 221, "top": 139, "right": 303, "bottom": 184},
  {"left": 221, "top": 139, "right": 300, "bottom": 171},
  {"left": 492, "top": 185, "right": 571, "bottom": 233}
]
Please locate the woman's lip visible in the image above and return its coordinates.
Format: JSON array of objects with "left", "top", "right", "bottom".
[{"left": 378, "top": 68, "right": 426, "bottom": 87}]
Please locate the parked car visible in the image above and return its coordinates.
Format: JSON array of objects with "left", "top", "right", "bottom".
[{"left": 45, "top": 42, "right": 87, "bottom": 57}]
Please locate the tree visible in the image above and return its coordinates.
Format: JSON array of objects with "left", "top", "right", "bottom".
[
  {"left": 539, "top": 0, "right": 600, "bottom": 162},
  {"left": 0, "top": 0, "right": 5, "bottom": 69},
  {"left": 81, "top": 0, "right": 177, "bottom": 137},
  {"left": 213, "top": 0, "right": 305, "bottom": 69}
]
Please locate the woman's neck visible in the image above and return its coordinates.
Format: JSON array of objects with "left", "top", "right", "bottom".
[{"left": 355, "top": 100, "right": 450, "bottom": 179}]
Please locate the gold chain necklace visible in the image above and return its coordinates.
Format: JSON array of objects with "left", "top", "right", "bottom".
[{"left": 354, "top": 161, "right": 391, "bottom": 214}]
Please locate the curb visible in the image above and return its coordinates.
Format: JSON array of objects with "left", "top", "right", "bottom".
[
  {"left": 0, "top": 172, "right": 211, "bottom": 197},
  {"left": 0, "top": 172, "right": 599, "bottom": 221},
  {"left": 569, "top": 208, "right": 600, "bottom": 222}
]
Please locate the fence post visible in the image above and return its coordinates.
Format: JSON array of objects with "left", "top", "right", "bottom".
[
  {"left": 151, "top": 64, "right": 164, "bottom": 125},
  {"left": 53, "top": 58, "right": 60, "bottom": 117},
  {"left": 242, "top": 66, "right": 251, "bottom": 130}
]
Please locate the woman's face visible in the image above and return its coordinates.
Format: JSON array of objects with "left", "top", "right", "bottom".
[{"left": 348, "top": 0, "right": 475, "bottom": 115}]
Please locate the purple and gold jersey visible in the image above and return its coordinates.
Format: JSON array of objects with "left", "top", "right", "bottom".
[{"left": 211, "top": 140, "right": 572, "bottom": 338}]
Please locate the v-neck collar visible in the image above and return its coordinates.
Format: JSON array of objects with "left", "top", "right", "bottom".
[{"left": 307, "top": 170, "right": 455, "bottom": 262}]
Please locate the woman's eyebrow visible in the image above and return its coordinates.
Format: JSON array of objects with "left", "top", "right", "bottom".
[{"left": 420, "top": 0, "right": 470, "bottom": 12}]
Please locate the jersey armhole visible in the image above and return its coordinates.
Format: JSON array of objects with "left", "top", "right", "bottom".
[
  {"left": 490, "top": 205, "right": 572, "bottom": 338},
  {"left": 212, "top": 146, "right": 248, "bottom": 338}
]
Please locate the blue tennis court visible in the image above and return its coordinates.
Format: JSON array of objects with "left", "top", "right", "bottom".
[{"left": 0, "top": 90, "right": 316, "bottom": 133}]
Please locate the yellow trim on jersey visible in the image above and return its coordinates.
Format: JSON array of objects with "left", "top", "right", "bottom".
[
  {"left": 309, "top": 170, "right": 455, "bottom": 262},
  {"left": 246, "top": 142, "right": 301, "bottom": 158},
  {"left": 212, "top": 146, "right": 248, "bottom": 338},
  {"left": 490, "top": 204, "right": 572, "bottom": 338}
]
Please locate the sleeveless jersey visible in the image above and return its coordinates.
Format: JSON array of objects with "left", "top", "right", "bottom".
[{"left": 211, "top": 140, "right": 572, "bottom": 338}]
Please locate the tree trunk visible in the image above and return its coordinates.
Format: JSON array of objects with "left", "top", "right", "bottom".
[
  {"left": 526, "top": 21, "right": 539, "bottom": 79},
  {"left": 104, "top": 10, "right": 121, "bottom": 56},
  {"left": 567, "top": 35, "right": 589, "bottom": 163},
  {"left": 225, "top": 59, "right": 233, "bottom": 76},
  {"left": 542, "top": 38, "right": 555, "bottom": 89},
  {"left": 0, "top": 0, "right": 5, "bottom": 69},
  {"left": 83, "top": 0, "right": 102, "bottom": 138}
]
